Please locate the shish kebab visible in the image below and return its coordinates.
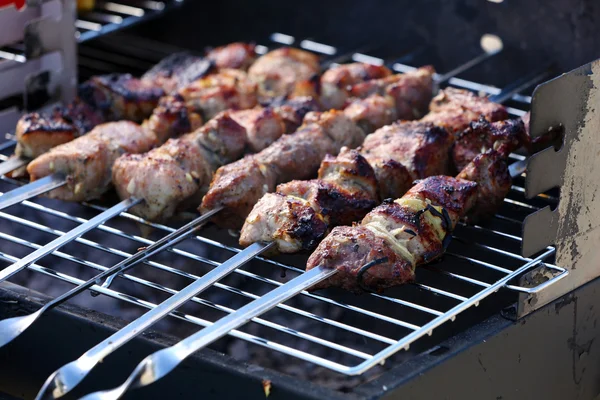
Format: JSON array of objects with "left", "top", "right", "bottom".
[
  {"left": 1, "top": 42, "right": 256, "bottom": 176},
  {"left": 116, "top": 66, "right": 435, "bottom": 222},
  {"left": 0, "top": 65, "right": 437, "bottom": 399},
  {"left": 0, "top": 46, "right": 319, "bottom": 209},
  {"left": 200, "top": 86, "right": 507, "bottom": 229},
  {"left": 0, "top": 60, "right": 411, "bottom": 345},
  {"left": 79, "top": 145, "right": 528, "bottom": 400},
  {"left": 30, "top": 68, "right": 525, "bottom": 400},
  {"left": 239, "top": 117, "right": 525, "bottom": 256},
  {"left": 0, "top": 47, "right": 328, "bottom": 287}
]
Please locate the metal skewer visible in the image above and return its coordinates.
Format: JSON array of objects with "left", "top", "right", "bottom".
[
  {"left": 0, "top": 173, "right": 67, "bottom": 211},
  {"left": 0, "top": 156, "right": 29, "bottom": 177},
  {"left": 80, "top": 265, "right": 335, "bottom": 400},
  {"left": 35, "top": 231, "right": 262, "bottom": 400},
  {"left": 0, "top": 197, "right": 140, "bottom": 285},
  {"left": 0, "top": 206, "right": 222, "bottom": 352},
  {"left": 80, "top": 155, "right": 531, "bottom": 400},
  {"left": 38, "top": 49, "right": 532, "bottom": 399}
]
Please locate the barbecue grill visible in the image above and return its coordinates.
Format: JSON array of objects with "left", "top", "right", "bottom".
[{"left": 0, "top": 1, "right": 599, "bottom": 399}]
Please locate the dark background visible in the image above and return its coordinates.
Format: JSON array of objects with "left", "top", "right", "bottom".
[{"left": 135, "top": 0, "right": 600, "bottom": 87}]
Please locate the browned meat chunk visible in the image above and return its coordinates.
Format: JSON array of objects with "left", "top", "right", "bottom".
[
  {"left": 320, "top": 63, "right": 392, "bottom": 109},
  {"left": 248, "top": 48, "right": 320, "bottom": 100},
  {"left": 178, "top": 69, "right": 257, "bottom": 120},
  {"left": 343, "top": 95, "right": 398, "bottom": 133},
  {"left": 361, "top": 121, "right": 453, "bottom": 199},
  {"left": 268, "top": 96, "right": 321, "bottom": 132},
  {"left": 421, "top": 87, "right": 509, "bottom": 134},
  {"left": 113, "top": 113, "right": 246, "bottom": 221},
  {"left": 27, "top": 121, "right": 157, "bottom": 202},
  {"left": 79, "top": 74, "right": 165, "bottom": 122},
  {"left": 452, "top": 117, "right": 526, "bottom": 171},
  {"left": 141, "top": 52, "right": 213, "bottom": 94},
  {"left": 14, "top": 99, "right": 104, "bottom": 159},
  {"left": 229, "top": 108, "right": 286, "bottom": 152},
  {"left": 143, "top": 94, "right": 205, "bottom": 144},
  {"left": 456, "top": 150, "right": 511, "bottom": 224},
  {"left": 206, "top": 42, "right": 257, "bottom": 70},
  {"left": 349, "top": 66, "right": 435, "bottom": 120}
]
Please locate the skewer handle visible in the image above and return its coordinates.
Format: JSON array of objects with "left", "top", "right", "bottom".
[{"left": 81, "top": 265, "right": 335, "bottom": 400}]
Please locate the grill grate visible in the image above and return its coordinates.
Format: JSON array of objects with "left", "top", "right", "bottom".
[
  {"left": 75, "top": 0, "right": 184, "bottom": 42},
  {"left": 0, "top": 33, "right": 565, "bottom": 380}
]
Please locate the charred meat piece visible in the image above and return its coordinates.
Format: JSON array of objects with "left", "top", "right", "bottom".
[
  {"left": 239, "top": 193, "right": 329, "bottom": 254},
  {"left": 248, "top": 48, "right": 320, "bottom": 100},
  {"left": 206, "top": 42, "right": 257, "bottom": 71},
  {"left": 201, "top": 110, "right": 369, "bottom": 228},
  {"left": 267, "top": 96, "right": 320, "bottom": 132},
  {"left": 421, "top": 87, "right": 509, "bottom": 134},
  {"left": 141, "top": 52, "right": 213, "bottom": 94},
  {"left": 349, "top": 66, "right": 435, "bottom": 120},
  {"left": 79, "top": 74, "right": 166, "bottom": 122},
  {"left": 14, "top": 99, "right": 104, "bottom": 159},
  {"left": 456, "top": 150, "right": 511, "bottom": 224},
  {"left": 320, "top": 63, "right": 392, "bottom": 110},
  {"left": 113, "top": 113, "right": 247, "bottom": 221},
  {"left": 27, "top": 121, "right": 157, "bottom": 202},
  {"left": 178, "top": 68, "right": 257, "bottom": 120},
  {"left": 343, "top": 95, "right": 398, "bottom": 133},
  {"left": 361, "top": 121, "right": 453, "bottom": 199},
  {"left": 143, "top": 94, "right": 204, "bottom": 144},
  {"left": 452, "top": 117, "right": 527, "bottom": 171},
  {"left": 230, "top": 108, "right": 286, "bottom": 152},
  {"left": 240, "top": 149, "right": 379, "bottom": 253},
  {"left": 307, "top": 176, "right": 478, "bottom": 293},
  {"left": 141, "top": 43, "right": 254, "bottom": 93}
]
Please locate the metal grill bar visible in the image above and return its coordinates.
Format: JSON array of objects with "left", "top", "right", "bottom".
[
  {"left": 0, "top": 251, "right": 366, "bottom": 374},
  {"left": 0, "top": 34, "right": 565, "bottom": 390},
  {"left": 76, "top": 0, "right": 182, "bottom": 42}
]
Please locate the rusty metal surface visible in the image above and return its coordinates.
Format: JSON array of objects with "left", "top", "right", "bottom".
[{"left": 521, "top": 59, "right": 600, "bottom": 317}]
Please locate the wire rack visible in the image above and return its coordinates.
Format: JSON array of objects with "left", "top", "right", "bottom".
[
  {"left": 76, "top": 0, "right": 184, "bottom": 42},
  {"left": 0, "top": 33, "right": 566, "bottom": 378}
]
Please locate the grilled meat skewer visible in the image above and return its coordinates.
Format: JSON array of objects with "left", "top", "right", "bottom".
[
  {"left": 19, "top": 47, "right": 320, "bottom": 203},
  {"left": 112, "top": 99, "right": 319, "bottom": 221},
  {"left": 200, "top": 66, "right": 436, "bottom": 228},
  {"left": 13, "top": 43, "right": 257, "bottom": 161},
  {"left": 240, "top": 121, "right": 454, "bottom": 252},
  {"left": 306, "top": 151, "right": 508, "bottom": 293},
  {"left": 27, "top": 121, "right": 160, "bottom": 202},
  {"left": 239, "top": 96, "right": 525, "bottom": 255},
  {"left": 421, "top": 87, "right": 508, "bottom": 134}
]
